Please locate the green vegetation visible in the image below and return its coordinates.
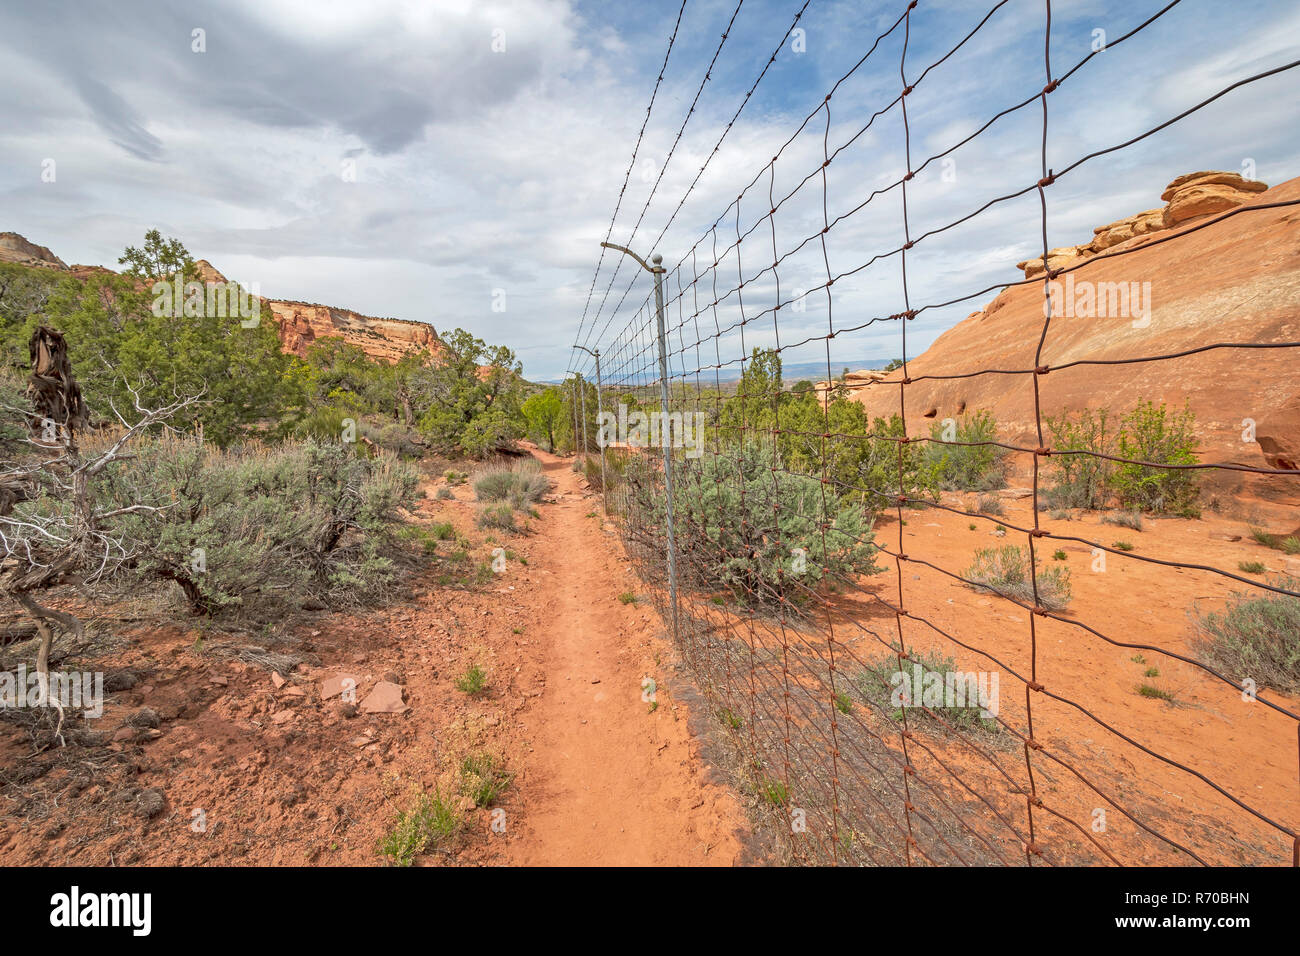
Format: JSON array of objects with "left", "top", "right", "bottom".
[
  {"left": 521, "top": 387, "right": 565, "bottom": 452},
  {"left": 1044, "top": 402, "right": 1200, "bottom": 516},
  {"left": 1191, "top": 577, "right": 1300, "bottom": 695},
  {"left": 624, "top": 439, "right": 882, "bottom": 609},
  {"left": 924, "top": 409, "right": 1007, "bottom": 491},
  {"left": 454, "top": 664, "right": 488, "bottom": 696},
  {"left": 473, "top": 459, "right": 549, "bottom": 507},
  {"left": 1238, "top": 560, "right": 1267, "bottom": 575},
  {"left": 963, "top": 544, "right": 1072, "bottom": 611},
  {"left": 476, "top": 503, "right": 517, "bottom": 532},
  {"left": 378, "top": 790, "right": 460, "bottom": 866},
  {"left": 858, "top": 646, "right": 998, "bottom": 733},
  {"left": 101, "top": 435, "right": 419, "bottom": 616},
  {"left": 1136, "top": 684, "right": 1175, "bottom": 702},
  {"left": 460, "top": 753, "right": 513, "bottom": 808}
]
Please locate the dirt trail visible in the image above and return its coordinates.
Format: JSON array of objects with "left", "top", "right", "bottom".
[{"left": 493, "top": 448, "right": 747, "bottom": 865}]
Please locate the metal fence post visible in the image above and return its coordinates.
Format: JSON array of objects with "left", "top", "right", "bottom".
[
  {"left": 597, "top": 242, "right": 680, "bottom": 644},
  {"left": 575, "top": 345, "right": 609, "bottom": 514},
  {"left": 650, "top": 253, "right": 681, "bottom": 645},
  {"left": 578, "top": 373, "right": 588, "bottom": 455},
  {"left": 594, "top": 350, "right": 608, "bottom": 514},
  {"left": 570, "top": 375, "right": 580, "bottom": 456}
]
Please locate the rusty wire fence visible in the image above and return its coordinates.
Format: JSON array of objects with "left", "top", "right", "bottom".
[{"left": 570, "top": 0, "right": 1300, "bottom": 865}]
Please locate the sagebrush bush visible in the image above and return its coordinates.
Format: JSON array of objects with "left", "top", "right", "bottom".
[
  {"left": 474, "top": 459, "right": 549, "bottom": 506},
  {"left": 1191, "top": 577, "right": 1300, "bottom": 695},
  {"left": 925, "top": 410, "right": 1007, "bottom": 491},
  {"left": 858, "top": 646, "right": 999, "bottom": 733},
  {"left": 963, "top": 544, "right": 1071, "bottom": 611},
  {"left": 622, "top": 442, "right": 882, "bottom": 607},
  {"left": 476, "top": 503, "right": 516, "bottom": 532},
  {"left": 97, "top": 434, "right": 419, "bottom": 615},
  {"left": 1102, "top": 511, "right": 1144, "bottom": 531},
  {"left": 976, "top": 494, "right": 1003, "bottom": 516}
]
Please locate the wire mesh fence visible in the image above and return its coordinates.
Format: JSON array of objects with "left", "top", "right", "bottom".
[{"left": 572, "top": 0, "right": 1300, "bottom": 866}]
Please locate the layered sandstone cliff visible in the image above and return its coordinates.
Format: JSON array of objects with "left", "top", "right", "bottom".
[{"left": 839, "top": 172, "right": 1300, "bottom": 524}]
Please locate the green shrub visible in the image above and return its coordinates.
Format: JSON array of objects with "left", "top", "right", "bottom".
[
  {"left": 858, "top": 646, "right": 998, "bottom": 733},
  {"left": 1112, "top": 400, "right": 1200, "bottom": 515},
  {"left": 474, "top": 459, "right": 549, "bottom": 506},
  {"left": 1112, "top": 540, "right": 1134, "bottom": 551},
  {"left": 925, "top": 410, "right": 1007, "bottom": 491},
  {"left": 100, "top": 435, "right": 419, "bottom": 616},
  {"left": 622, "top": 442, "right": 882, "bottom": 608},
  {"left": 460, "top": 753, "right": 513, "bottom": 808},
  {"left": 963, "top": 544, "right": 1072, "bottom": 610},
  {"left": 1191, "top": 577, "right": 1300, "bottom": 695},
  {"left": 435, "top": 486, "right": 454, "bottom": 500},
  {"left": 476, "top": 503, "right": 516, "bottom": 532},
  {"left": 1238, "top": 561, "right": 1266, "bottom": 575},
  {"left": 455, "top": 664, "right": 488, "bottom": 696},
  {"left": 378, "top": 790, "right": 460, "bottom": 866},
  {"left": 1043, "top": 407, "right": 1115, "bottom": 510}
]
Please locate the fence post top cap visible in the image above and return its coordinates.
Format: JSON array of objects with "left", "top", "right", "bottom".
[{"left": 651, "top": 253, "right": 663, "bottom": 265}]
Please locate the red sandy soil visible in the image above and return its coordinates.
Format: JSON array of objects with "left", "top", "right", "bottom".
[
  {"left": 660, "top": 489, "right": 1300, "bottom": 865},
  {"left": 0, "top": 446, "right": 748, "bottom": 866}
]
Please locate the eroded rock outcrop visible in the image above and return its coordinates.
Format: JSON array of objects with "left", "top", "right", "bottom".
[
  {"left": 267, "top": 300, "right": 442, "bottom": 363},
  {"left": 1017, "top": 171, "right": 1268, "bottom": 279},
  {"left": 0, "top": 232, "right": 68, "bottom": 270}
]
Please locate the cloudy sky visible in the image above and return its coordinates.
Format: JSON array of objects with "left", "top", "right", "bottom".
[{"left": 1, "top": 0, "right": 1297, "bottom": 382}]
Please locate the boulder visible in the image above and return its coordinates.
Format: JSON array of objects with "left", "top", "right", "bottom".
[
  {"left": 1160, "top": 170, "right": 1268, "bottom": 202},
  {"left": 1256, "top": 393, "right": 1300, "bottom": 470},
  {"left": 1162, "top": 184, "right": 1256, "bottom": 227}
]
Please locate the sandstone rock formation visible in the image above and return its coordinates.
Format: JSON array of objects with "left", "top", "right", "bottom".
[
  {"left": 267, "top": 300, "right": 441, "bottom": 363},
  {"left": 1256, "top": 393, "right": 1300, "bottom": 471},
  {"left": 812, "top": 368, "right": 889, "bottom": 401},
  {"left": 1016, "top": 171, "right": 1268, "bottom": 279},
  {"left": 0, "top": 232, "right": 68, "bottom": 270},
  {"left": 847, "top": 173, "right": 1300, "bottom": 522}
]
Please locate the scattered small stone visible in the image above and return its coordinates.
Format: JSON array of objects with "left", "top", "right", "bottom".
[
  {"left": 321, "top": 675, "right": 360, "bottom": 701},
  {"left": 134, "top": 788, "right": 165, "bottom": 819},
  {"left": 271, "top": 671, "right": 287, "bottom": 689},
  {"left": 1209, "top": 532, "right": 1242, "bottom": 542},
  {"left": 337, "top": 702, "right": 358, "bottom": 719},
  {"left": 209, "top": 676, "right": 228, "bottom": 687},
  {"left": 590, "top": 678, "right": 601, "bottom": 685},
  {"left": 127, "top": 707, "right": 161, "bottom": 729},
  {"left": 103, "top": 671, "right": 138, "bottom": 693},
  {"left": 359, "top": 681, "right": 407, "bottom": 714}
]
